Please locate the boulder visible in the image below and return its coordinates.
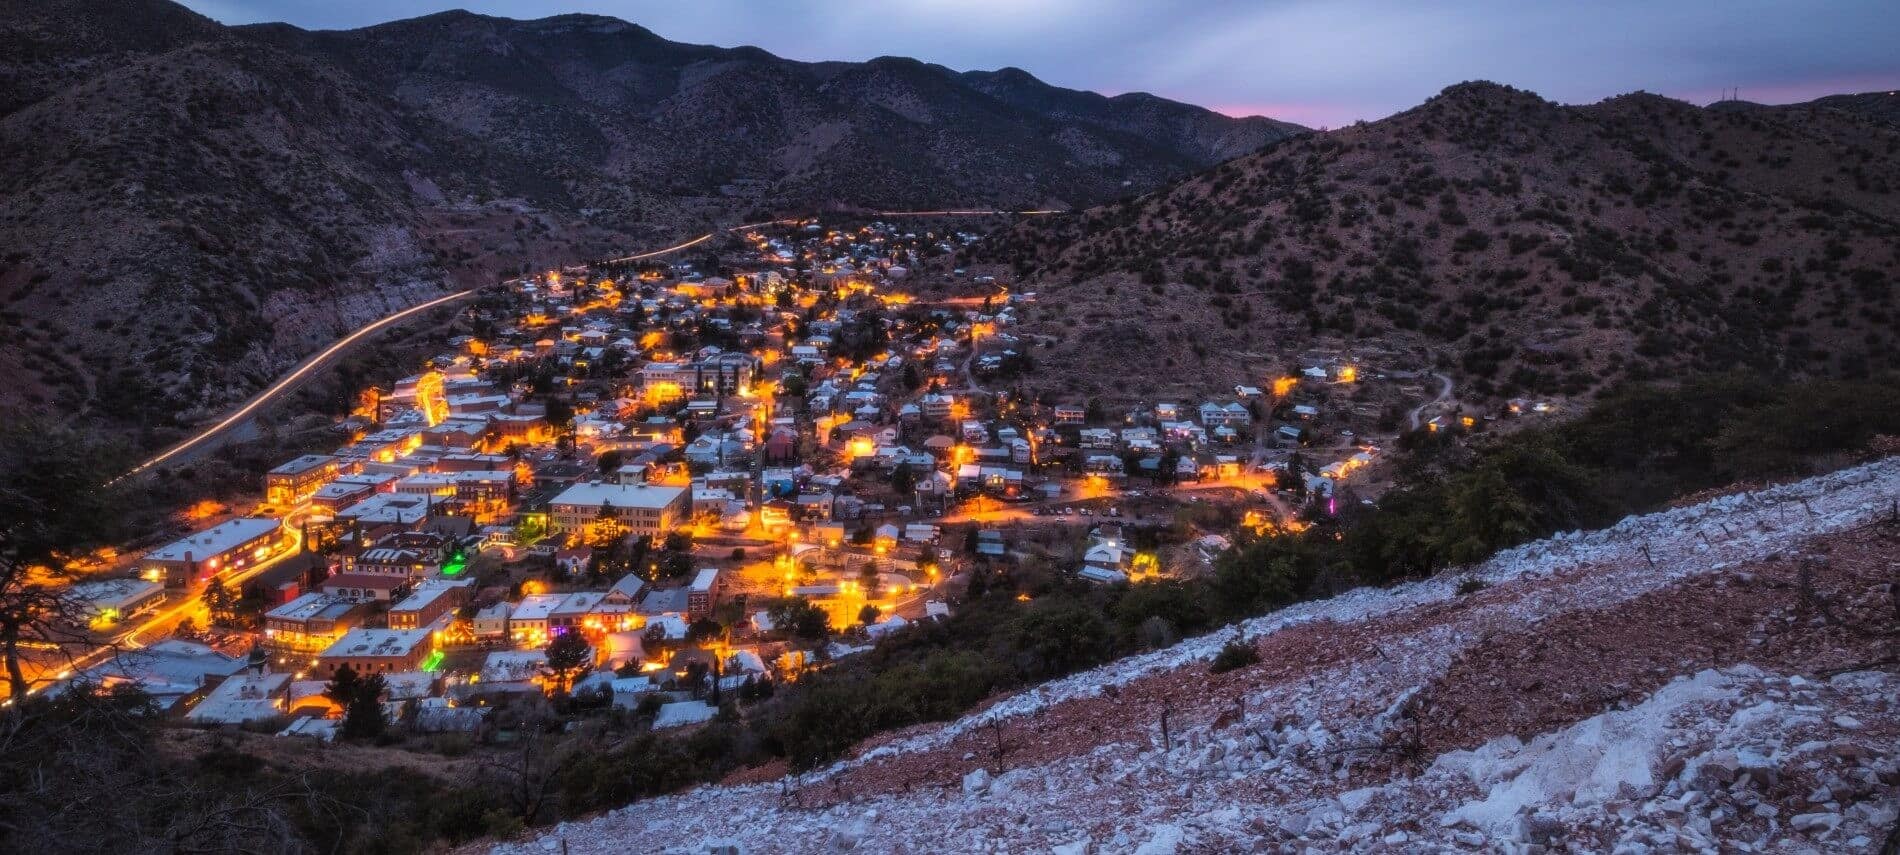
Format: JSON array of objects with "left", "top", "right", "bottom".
[{"left": 961, "top": 768, "right": 991, "bottom": 796}]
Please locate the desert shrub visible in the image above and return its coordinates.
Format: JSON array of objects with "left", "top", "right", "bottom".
[{"left": 1209, "top": 638, "right": 1262, "bottom": 674}]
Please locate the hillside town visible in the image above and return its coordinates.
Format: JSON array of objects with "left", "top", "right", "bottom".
[{"left": 32, "top": 219, "right": 1516, "bottom": 739}]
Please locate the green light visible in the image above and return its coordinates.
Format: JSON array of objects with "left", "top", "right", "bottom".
[
  {"left": 420, "top": 650, "right": 445, "bottom": 672},
  {"left": 441, "top": 557, "right": 467, "bottom": 577}
]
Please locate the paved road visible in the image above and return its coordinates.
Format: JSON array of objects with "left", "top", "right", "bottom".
[
  {"left": 116, "top": 225, "right": 754, "bottom": 484},
  {"left": 10, "top": 514, "right": 306, "bottom": 701},
  {"left": 114, "top": 289, "right": 478, "bottom": 483},
  {"left": 1407, "top": 372, "right": 1455, "bottom": 431}
]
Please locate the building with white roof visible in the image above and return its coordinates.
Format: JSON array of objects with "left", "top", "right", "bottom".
[
  {"left": 264, "top": 593, "right": 370, "bottom": 655},
  {"left": 548, "top": 482, "right": 689, "bottom": 538},
  {"left": 388, "top": 579, "right": 472, "bottom": 630},
  {"left": 184, "top": 671, "right": 291, "bottom": 725},
  {"left": 69, "top": 639, "right": 245, "bottom": 711},
  {"left": 64, "top": 578, "right": 166, "bottom": 627},
  {"left": 507, "top": 594, "right": 564, "bottom": 646},
  {"left": 316, "top": 627, "right": 436, "bottom": 677},
  {"left": 138, "top": 517, "right": 283, "bottom": 588}
]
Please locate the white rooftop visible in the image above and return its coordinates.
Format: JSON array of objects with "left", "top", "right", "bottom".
[
  {"left": 550, "top": 481, "right": 687, "bottom": 509},
  {"left": 185, "top": 671, "right": 290, "bottom": 724},
  {"left": 319, "top": 627, "right": 432, "bottom": 660},
  {"left": 652, "top": 700, "right": 717, "bottom": 729},
  {"left": 145, "top": 518, "right": 280, "bottom": 562}
]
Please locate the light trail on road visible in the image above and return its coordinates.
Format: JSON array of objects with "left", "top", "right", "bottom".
[
  {"left": 115, "top": 208, "right": 1061, "bottom": 484},
  {"left": 113, "top": 289, "right": 477, "bottom": 484},
  {"left": 20, "top": 516, "right": 304, "bottom": 700},
  {"left": 588, "top": 232, "right": 713, "bottom": 267}
]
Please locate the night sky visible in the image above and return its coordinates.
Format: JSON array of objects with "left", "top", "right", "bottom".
[{"left": 181, "top": 0, "right": 1900, "bottom": 128}]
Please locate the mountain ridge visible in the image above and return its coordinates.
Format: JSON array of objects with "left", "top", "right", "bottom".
[
  {"left": 0, "top": 0, "right": 1302, "bottom": 445},
  {"left": 958, "top": 80, "right": 1900, "bottom": 408}
]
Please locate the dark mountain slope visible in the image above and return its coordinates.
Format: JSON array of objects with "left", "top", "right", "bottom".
[
  {"left": 0, "top": 1, "right": 1300, "bottom": 445},
  {"left": 971, "top": 83, "right": 1900, "bottom": 405}
]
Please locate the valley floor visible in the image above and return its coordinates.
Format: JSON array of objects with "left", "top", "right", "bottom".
[{"left": 497, "top": 458, "right": 1900, "bottom": 853}]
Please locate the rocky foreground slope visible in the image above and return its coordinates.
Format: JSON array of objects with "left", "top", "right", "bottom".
[{"left": 501, "top": 458, "right": 1900, "bottom": 853}]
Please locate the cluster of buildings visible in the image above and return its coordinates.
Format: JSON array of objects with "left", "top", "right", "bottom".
[{"left": 66, "top": 219, "right": 1443, "bottom": 739}]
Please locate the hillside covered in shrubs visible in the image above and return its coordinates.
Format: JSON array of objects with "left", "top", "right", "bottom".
[{"left": 976, "top": 83, "right": 1900, "bottom": 405}]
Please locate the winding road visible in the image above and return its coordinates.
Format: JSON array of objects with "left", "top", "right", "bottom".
[
  {"left": 113, "top": 209, "right": 1065, "bottom": 483},
  {"left": 115, "top": 224, "right": 757, "bottom": 484},
  {"left": 1407, "top": 372, "right": 1455, "bottom": 432},
  {"left": 113, "top": 289, "right": 479, "bottom": 483}
]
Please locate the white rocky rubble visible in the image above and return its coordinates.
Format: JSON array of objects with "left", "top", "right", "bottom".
[{"left": 496, "top": 458, "right": 1900, "bottom": 854}]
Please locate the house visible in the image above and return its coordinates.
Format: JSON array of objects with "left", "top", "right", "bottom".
[
  {"left": 334, "top": 493, "right": 434, "bottom": 528},
  {"left": 64, "top": 578, "right": 166, "bottom": 628},
  {"left": 480, "top": 650, "right": 549, "bottom": 686},
  {"left": 264, "top": 594, "right": 369, "bottom": 654},
  {"left": 548, "top": 482, "right": 690, "bottom": 539},
  {"left": 66, "top": 638, "right": 245, "bottom": 712},
  {"left": 1053, "top": 405, "right": 1086, "bottom": 425},
  {"left": 265, "top": 455, "right": 338, "bottom": 505},
  {"left": 554, "top": 547, "right": 592, "bottom": 578},
  {"left": 316, "top": 627, "right": 436, "bottom": 677},
  {"left": 320, "top": 573, "right": 405, "bottom": 603},
  {"left": 343, "top": 546, "right": 435, "bottom": 580},
  {"left": 471, "top": 602, "right": 511, "bottom": 641},
  {"left": 508, "top": 594, "right": 564, "bottom": 646},
  {"left": 687, "top": 568, "right": 721, "bottom": 620},
  {"left": 550, "top": 591, "right": 610, "bottom": 635},
  {"left": 920, "top": 393, "right": 955, "bottom": 420},
  {"left": 1199, "top": 401, "right": 1252, "bottom": 427},
  {"left": 138, "top": 517, "right": 284, "bottom": 588},
  {"left": 652, "top": 700, "right": 717, "bottom": 729},
  {"left": 1234, "top": 385, "right": 1263, "bottom": 399},
  {"left": 185, "top": 672, "right": 291, "bottom": 725},
  {"left": 606, "top": 573, "right": 648, "bottom": 606},
  {"left": 1291, "top": 404, "right": 1320, "bottom": 421},
  {"left": 599, "top": 631, "right": 647, "bottom": 671},
  {"left": 388, "top": 579, "right": 472, "bottom": 630}
]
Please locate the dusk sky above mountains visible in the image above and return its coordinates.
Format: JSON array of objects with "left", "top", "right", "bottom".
[{"left": 182, "top": 0, "right": 1900, "bottom": 128}]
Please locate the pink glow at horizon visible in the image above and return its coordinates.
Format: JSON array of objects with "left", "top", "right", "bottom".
[
  {"left": 187, "top": 1, "right": 1900, "bottom": 134},
  {"left": 1213, "top": 72, "right": 1900, "bottom": 131},
  {"left": 1667, "top": 75, "right": 1900, "bottom": 108}
]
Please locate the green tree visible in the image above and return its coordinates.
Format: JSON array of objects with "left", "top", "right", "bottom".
[
  {"left": 765, "top": 598, "right": 831, "bottom": 644},
  {"left": 545, "top": 630, "right": 593, "bottom": 695},
  {"left": 0, "top": 420, "right": 127, "bottom": 699},
  {"left": 544, "top": 396, "right": 575, "bottom": 436},
  {"left": 341, "top": 672, "right": 388, "bottom": 739},
  {"left": 889, "top": 462, "right": 917, "bottom": 496},
  {"left": 1007, "top": 601, "right": 1109, "bottom": 680},
  {"left": 201, "top": 578, "right": 238, "bottom": 628},
  {"left": 323, "top": 664, "right": 362, "bottom": 708},
  {"left": 1437, "top": 465, "right": 1538, "bottom": 565}
]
